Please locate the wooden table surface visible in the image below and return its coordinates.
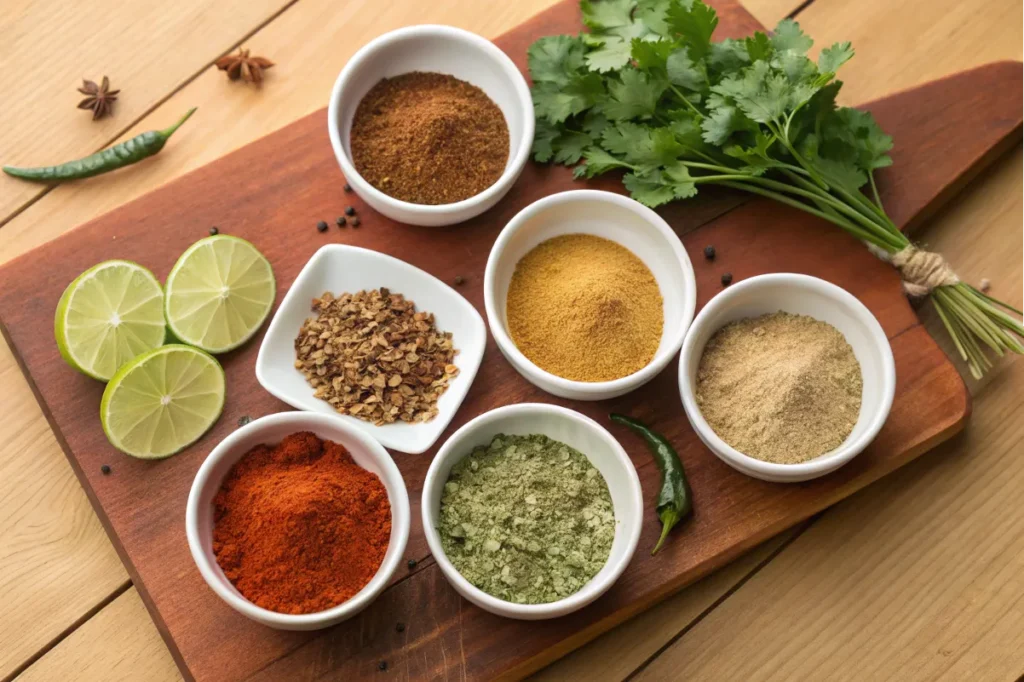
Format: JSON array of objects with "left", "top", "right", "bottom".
[{"left": 1, "top": 0, "right": 1020, "bottom": 680}]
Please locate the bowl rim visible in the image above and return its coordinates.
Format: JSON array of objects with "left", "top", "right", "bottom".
[
  {"left": 253, "top": 243, "right": 487, "bottom": 455},
  {"left": 678, "top": 272, "right": 897, "bottom": 479},
  {"left": 483, "top": 189, "right": 697, "bottom": 396},
  {"left": 326, "top": 24, "right": 535, "bottom": 215},
  {"left": 185, "top": 411, "right": 411, "bottom": 627},
  {"left": 421, "top": 402, "right": 643, "bottom": 618}
]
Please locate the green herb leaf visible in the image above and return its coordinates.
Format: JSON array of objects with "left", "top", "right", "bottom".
[
  {"left": 527, "top": 35, "right": 586, "bottom": 86},
  {"left": 744, "top": 31, "right": 773, "bottom": 61},
  {"left": 604, "top": 67, "right": 667, "bottom": 119},
  {"left": 666, "top": 0, "right": 719, "bottom": 60},
  {"left": 770, "top": 19, "right": 813, "bottom": 54},
  {"left": 666, "top": 49, "right": 705, "bottom": 90},
  {"left": 819, "top": 41, "right": 854, "bottom": 74}
]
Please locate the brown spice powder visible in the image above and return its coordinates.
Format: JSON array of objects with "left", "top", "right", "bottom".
[
  {"left": 350, "top": 72, "right": 509, "bottom": 205},
  {"left": 695, "top": 312, "right": 863, "bottom": 464},
  {"left": 506, "top": 234, "right": 663, "bottom": 382}
]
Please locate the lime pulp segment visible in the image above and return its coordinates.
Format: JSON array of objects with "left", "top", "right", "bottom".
[
  {"left": 54, "top": 260, "right": 166, "bottom": 381},
  {"left": 100, "top": 345, "right": 225, "bottom": 459},
  {"left": 164, "top": 235, "right": 276, "bottom": 353}
]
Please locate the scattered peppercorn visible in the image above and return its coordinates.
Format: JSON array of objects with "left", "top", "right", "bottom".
[
  {"left": 350, "top": 217, "right": 361, "bottom": 227},
  {"left": 344, "top": 182, "right": 353, "bottom": 193},
  {"left": 237, "top": 415, "right": 252, "bottom": 427},
  {"left": 378, "top": 661, "right": 388, "bottom": 672},
  {"left": 454, "top": 276, "right": 465, "bottom": 286},
  {"left": 100, "top": 464, "right": 111, "bottom": 475},
  {"left": 407, "top": 558, "right": 417, "bottom": 570},
  {"left": 396, "top": 622, "right": 405, "bottom": 633},
  {"left": 345, "top": 206, "right": 356, "bottom": 216},
  {"left": 704, "top": 245, "right": 715, "bottom": 260},
  {"left": 336, "top": 216, "right": 347, "bottom": 227},
  {"left": 721, "top": 272, "right": 733, "bottom": 286},
  {"left": 317, "top": 220, "right": 329, "bottom": 232},
  {"left": 210, "top": 226, "right": 219, "bottom": 236}
]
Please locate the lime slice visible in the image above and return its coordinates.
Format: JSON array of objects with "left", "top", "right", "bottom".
[
  {"left": 164, "top": 235, "right": 276, "bottom": 354},
  {"left": 54, "top": 260, "right": 167, "bottom": 381},
  {"left": 100, "top": 344, "right": 225, "bottom": 458}
]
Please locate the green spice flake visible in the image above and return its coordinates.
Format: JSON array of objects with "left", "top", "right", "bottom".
[{"left": 438, "top": 434, "right": 615, "bottom": 604}]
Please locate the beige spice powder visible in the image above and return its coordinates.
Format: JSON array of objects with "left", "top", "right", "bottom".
[
  {"left": 506, "top": 234, "right": 663, "bottom": 382},
  {"left": 695, "top": 312, "right": 863, "bottom": 464}
]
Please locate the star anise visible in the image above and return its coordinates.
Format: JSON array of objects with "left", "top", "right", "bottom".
[
  {"left": 215, "top": 48, "right": 274, "bottom": 85},
  {"left": 77, "top": 76, "right": 119, "bottom": 120}
]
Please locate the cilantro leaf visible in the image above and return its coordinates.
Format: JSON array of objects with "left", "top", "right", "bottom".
[
  {"left": 666, "top": 0, "right": 719, "bottom": 60},
  {"left": 707, "top": 38, "right": 750, "bottom": 74},
  {"left": 604, "top": 68, "right": 667, "bottom": 120},
  {"left": 635, "top": 0, "right": 673, "bottom": 36},
  {"left": 528, "top": 35, "right": 586, "bottom": 86},
  {"left": 819, "top": 41, "right": 854, "bottom": 74},
  {"left": 631, "top": 38, "right": 674, "bottom": 70},
  {"left": 774, "top": 51, "right": 816, "bottom": 84},
  {"left": 701, "top": 105, "right": 740, "bottom": 144},
  {"left": 662, "top": 161, "right": 698, "bottom": 198},
  {"left": 811, "top": 156, "right": 867, "bottom": 191},
  {"left": 666, "top": 49, "right": 704, "bottom": 90},
  {"left": 771, "top": 19, "right": 813, "bottom": 54},
  {"left": 531, "top": 73, "right": 605, "bottom": 123},
  {"left": 836, "top": 108, "right": 893, "bottom": 170},
  {"left": 586, "top": 37, "right": 634, "bottom": 72},
  {"left": 744, "top": 31, "right": 772, "bottom": 61},
  {"left": 576, "top": 147, "right": 628, "bottom": 177},
  {"left": 581, "top": 0, "right": 635, "bottom": 30},
  {"left": 624, "top": 171, "right": 678, "bottom": 207},
  {"left": 601, "top": 122, "right": 683, "bottom": 168},
  {"left": 532, "top": 118, "right": 560, "bottom": 162}
]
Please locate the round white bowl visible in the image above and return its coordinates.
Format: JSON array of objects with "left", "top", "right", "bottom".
[
  {"left": 422, "top": 403, "right": 643, "bottom": 620},
  {"left": 484, "top": 190, "right": 696, "bottom": 401},
  {"left": 327, "top": 25, "right": 534, "bottom": 226},
  {"left": 185, "top": 412, "right": 411, "bottom": 630},
  {"left": 679, "top": 273, "right": 896, "bottom": 483}
]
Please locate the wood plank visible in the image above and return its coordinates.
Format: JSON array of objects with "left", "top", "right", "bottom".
[
  {"left": 0, "top": 337, "right": 129, "bottom": 680},
  {"left": 635, "top": 153, "right": 1024, "bottom": 682},
  {"left": 6, "top": 1, "right": 1019, "bottom": 667},
  {"left": 0, "top": 0, "right": 290, "bottom": 224},
  {"left": 15, "top": 588, "right": 181, "bottom": 682}
]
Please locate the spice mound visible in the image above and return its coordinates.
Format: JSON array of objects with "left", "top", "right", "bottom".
[
  {"left": 438, "top": 434, "right": 615, "bottom": 604},
  {"left": 294, "top": 288, "right": 458, "bottom": 425},
  {"left": 350, "top": 71, "right": 509, "bottom": 205},
  {"left": 212, "top": 432, "right": 391, "bottom": 614},
  {"left": 696, "top": 311, "right": 863, "bottom": 464},
  {"left": 506, "top": 234, "right": 663, "bottom": 382}
]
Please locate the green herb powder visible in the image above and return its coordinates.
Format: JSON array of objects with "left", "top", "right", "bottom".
[{"left": 438, "top": 434, "right": 615, "bottom": 604}]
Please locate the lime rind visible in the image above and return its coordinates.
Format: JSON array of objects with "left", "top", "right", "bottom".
[
  {"left": 54, "top": 260, "right": 167, "bottom": 381},
  {"left": 100, "top": 344, "right": 225, "bottom": 459},
  {"left": 164, "top": 235, "right": 276, "bottom": 354}
]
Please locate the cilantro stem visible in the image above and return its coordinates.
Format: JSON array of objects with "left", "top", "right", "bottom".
[
  {"left": 668, "top": 84, "right": 704, "bottom": 120},
  {"left": 868, "top": 172, "right": 885, "bottom": 214}
]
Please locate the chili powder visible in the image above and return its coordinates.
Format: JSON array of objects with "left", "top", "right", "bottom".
[
  {"left": 212, "top": 432, "right": 391, "bottom": 614},
  {"left": 350, "top": 71, "right": 509, "bottom": 205}
]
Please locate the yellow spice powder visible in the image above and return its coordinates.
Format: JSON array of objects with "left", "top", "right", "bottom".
[{"left": 506, "top": 234, "right": 663, "bottom": 382}]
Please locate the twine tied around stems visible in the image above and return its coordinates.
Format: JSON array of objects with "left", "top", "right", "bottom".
[{"left": 871, "top": 244, "right": 961, "bottom": 297}]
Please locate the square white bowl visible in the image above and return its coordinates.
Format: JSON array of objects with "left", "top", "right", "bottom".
[{"left": 255, "top": 244, "right": 486, "bottom": 454}]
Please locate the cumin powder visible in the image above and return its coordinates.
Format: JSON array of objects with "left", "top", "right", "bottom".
[
  {"left": 506, "top": 234, "right": 663, "bottom": 382},
  {"left": 696, "top": 312, "right": 863, "bottom": 464},
  {"left": 350, "top": 72, "right": 509, "bottom": 205}
]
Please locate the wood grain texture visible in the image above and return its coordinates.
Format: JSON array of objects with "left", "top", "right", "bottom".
[
  {"left": 0, "top": 332, "right": 129, "bottom": 680},
  {"left": 0, "top": 0, "right": 1019, "bottom": 675},
  {"left": 15, "top": 588, "right": 181, "bottom": 682},
  {"left": 0, "top": 0, "right": 289, "bottom": 224}
]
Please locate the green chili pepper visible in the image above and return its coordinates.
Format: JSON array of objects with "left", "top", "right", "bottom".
[
  {"left": 610, "top": 413, "right": 693, "bottom": 555},
  {"left": 3, "top": 107, "right": 197, "bottom": 183}
]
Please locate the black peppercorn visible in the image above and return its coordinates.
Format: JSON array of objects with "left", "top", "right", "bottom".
[
  {"left": 336, "top": 216, "right": 347, "bottom": 227},
  {"left": 100, "top": 464, "right": 111, "bottom": 475},
  {"left": 407, "top": 558, "right": 417, "bottom": 570},
  {"left": 703, "top": 245, "right": 715, "bottom": 260},
  {"left": 317, "top": 220, "right": 329, "bottom": 232},
  {"left": 350, "top": 217, "right": 361, "bottom": 227},
  {"left": 378, "top": 661, "right": 388, "bottom": 671},
  {"left": 345, "top": 206, "right": 356, "bottom": 216},
  {"left": 209, "top": 226, "right": 219, "bottom": 236},
  {"left": 721, "top": 272, "right": 733, "bottom": 286},
  {"left": 237, "top": 415, "right": 252, "bottom": 427},
  {"left": 396, "top": 622, "right": 405, "bottom": 633},
  {"left": 344, "top": 183, "right": 353, "bottom": 193},
  {"left": 454, "top": 275, "right": 464, "bottom": 286}
]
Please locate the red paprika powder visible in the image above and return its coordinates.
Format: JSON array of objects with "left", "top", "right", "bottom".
[{"left": 212, "top": 431, "right": 391, "bottom": 614}]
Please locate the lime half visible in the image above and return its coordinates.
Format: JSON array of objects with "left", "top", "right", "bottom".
[
  {"left": 100, "top": 345, "right": 225, "bottom": 458},
  {"left": 164, "top": 235, "right": 276, "bottom": 354},
  {"left": 54, "top": 260, "right": 167, "bottom": 381}
]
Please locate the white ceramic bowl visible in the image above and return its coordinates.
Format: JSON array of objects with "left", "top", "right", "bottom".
[
  {"left": 185, "top": 412, "right": 411, "bottom": 630},
  {"left": 255, "top": 244, "right": 486, "bottom": 455},
  {"left": 679, "top": 273, "right": 896, "bottom": 483},
  {"left": 327, "top": 25, "right": 534, "bottom": 226},
  {"left": 484, "top": 190, "right": 696, "bottom": 401},
  {"left": 422, "top": 403, "right": 643, "bottom": 620}
]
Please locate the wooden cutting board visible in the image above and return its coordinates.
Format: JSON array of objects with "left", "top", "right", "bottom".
[{"left": 0, "top": 0, "right": 1020, "bottom": 678}]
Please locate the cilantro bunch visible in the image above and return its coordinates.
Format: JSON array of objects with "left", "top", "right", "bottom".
[{"left": 527, "top": 0, "right": 1024, "bottom": 378}]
